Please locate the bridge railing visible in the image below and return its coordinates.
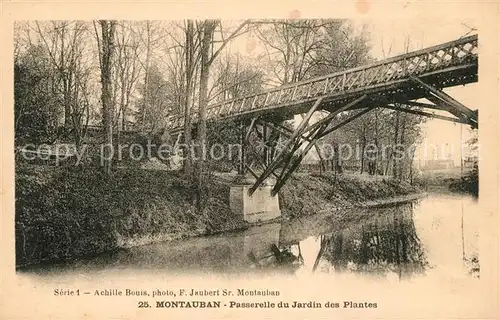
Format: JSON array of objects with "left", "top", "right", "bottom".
[{"left": 168, "top": 35, "right": 477, "bottom": 132}]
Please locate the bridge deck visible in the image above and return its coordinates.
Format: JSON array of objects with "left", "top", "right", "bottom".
[{"left": 168, "top": 35, "right": 478, "bottom": 133}]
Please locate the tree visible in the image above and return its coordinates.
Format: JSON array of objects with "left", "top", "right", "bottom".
[
  {"left": 182, "top": 19, "right": 198, "bottom": 175},
  {"left": 188, "top": 20, "right": 250, "bottom": 203},
  {"left": 135, "top": 64, "right": 171, "bottom": 132},
  {"left": 209, "top": 53, "right": 264, "bottom": 103},
  {"left": 113, "top": 21, "right": 143, "bottom": 131},
  {"left": 142, "top": 20, "right": 200, "bottom": 174},
  {"left": 255, "top": 20, "right": 372, "bottom": 172},
  {"left": 95, "top": 20, "right": 117, "bottom": 174},
  {"left": 308, "top": 22, "right": 372, "bottom": 76},
  {"left": 256, "top": 20, "right": 327, "bottom": 85},
  {"left": 136, "top": 21, "right": 164, "bottom": 132},
  {"left": 34, "top": 21, "right": 91, "bottom": 142},
  {"left": 14, "top": 45, "right": 59, "bottom": 145},
  {"left": 195, "top": 20, "right": 216, "bottom": 202}
]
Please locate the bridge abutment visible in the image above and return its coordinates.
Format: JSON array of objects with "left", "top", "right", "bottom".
[{"left": 230, "top": 175, "right": 281, "bottom": 223}]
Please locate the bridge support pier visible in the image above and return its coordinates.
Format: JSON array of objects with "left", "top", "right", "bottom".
[{"left": 230, "top": 178, "right": 281, "bottom": 223}]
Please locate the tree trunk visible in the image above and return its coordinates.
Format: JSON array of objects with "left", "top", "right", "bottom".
[
  {"left": 183, "top": 20, "right": 194, "bottom": 175},
  {"left": 142, "top": 21, "right": 151, "bottom": 131},
  {"left": 399, "top": 117, "right": 407, "bottom": 181},
  {"left": 64, "top": 98, "right": 71, "bottom": 130},
  {"left": 360, "top": 142, "right": 366, "bottom": 174},
  {"left": 374, "top": 111, "right": 380, "bottom": 175},
  {"left": 99, "top": 20, "right": 116, "bottom": 174},
  {"left": 196, "top": 20, "right": 215, "bottom": 206},
  {"left": 408, "top": 147, "right": 416, "bottom": 184},
  {"left": 60, "top": 28, "right": 71, "bottom": 131},
  {"left": 385, "top": 152, "right": 392, "bottom": 176},
  {"left": 334, "top": 142, "right": 343, "bottom": 174},
  {"left": 392, "top": 110, "right": 400, "bottom": 178}
]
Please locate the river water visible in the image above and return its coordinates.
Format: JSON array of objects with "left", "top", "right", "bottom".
[{"left": 23, "top": 192, "right": 480, "bottom": 281}]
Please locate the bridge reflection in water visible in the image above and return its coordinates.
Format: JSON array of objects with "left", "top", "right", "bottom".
[
  {"left": 284, "top": 206, "right": 428, "bottom": 280},
  {"left": 24, "top": 194, "right": 479, "bottom": 281}
]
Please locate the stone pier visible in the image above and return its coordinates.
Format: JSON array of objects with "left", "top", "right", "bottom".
[{"left": 229, "top": 175, "right": 281, "bottom": 223}]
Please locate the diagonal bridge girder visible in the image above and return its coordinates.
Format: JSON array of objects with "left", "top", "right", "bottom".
[
  {"left": 247, "top": 95, "right": 368, "bottom": 196},
  {"left": 409, "top": 76, "right": 478, "bottom": 128}
]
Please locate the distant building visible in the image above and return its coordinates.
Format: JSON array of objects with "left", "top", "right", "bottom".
[{"left": 422, "top": 159, "right": 455, "bottom": 170}]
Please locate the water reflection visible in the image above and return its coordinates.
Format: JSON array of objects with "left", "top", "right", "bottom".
[
  {"left": 23, "top": 195, "right": 479, "bottom": 281},
  {"left": 282, "top": 204, "right": 428, "bottom": 279}
]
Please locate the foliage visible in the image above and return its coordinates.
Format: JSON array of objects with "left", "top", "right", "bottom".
[
  {"left": 256, "top": 20, "right": 372, "bottom": 85},
  {"left": 15, "top": 164, "right": 242, "bottom": 267},
  {"left": 280, "top": 172, "right": 419, "bottom": 217},
  {"left": 209, "top": 53, "right": 265, "bottom": 103},
  {"left": 449, "top": 164, "right": 478, "bottom": 197},
  {"left": 14, "top": 45, "right": 60, "bottom": 145},
  {"left": 309, "top": 22, "right": 373, "bottom": 75},
  {"left": 135, "top": 64, "right": 172, "bottom": 132},
  {"left": 112, "top": 21, "right": 143, "bottom": 131}
]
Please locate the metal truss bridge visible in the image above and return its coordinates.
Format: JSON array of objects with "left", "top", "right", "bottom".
[{"left": 167, "top": 34, "right": 478, "bottom": 196}]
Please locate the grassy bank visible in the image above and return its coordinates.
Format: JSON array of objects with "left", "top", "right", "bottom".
[
  {"left": 15, "top": 164, "right": 420, "bottom": 267},
  {"left": 280, "top": 172, "right": 420, "bottom": 216},
  {"left": 414, "top": 167, "right": 478, "bottom": 197}
]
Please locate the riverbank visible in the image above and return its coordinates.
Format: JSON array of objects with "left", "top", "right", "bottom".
[
  {"left": 414, "top": 167, "right": 478, "bottom": 197},
  {"left": 15, "top": 164, "right": 421, "bottom": 267}
]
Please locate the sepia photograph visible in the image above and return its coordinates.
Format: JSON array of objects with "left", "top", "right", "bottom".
[
  {"left": 14, "top": 18, "right": 479, "bottom": 275},
  {"left": 2, "top": 5, "right": 498, "bottom": 318}
]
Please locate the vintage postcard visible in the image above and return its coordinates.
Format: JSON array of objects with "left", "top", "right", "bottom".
[{"left": 1, "top": 1, "right": 499, "bottom": 319}]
